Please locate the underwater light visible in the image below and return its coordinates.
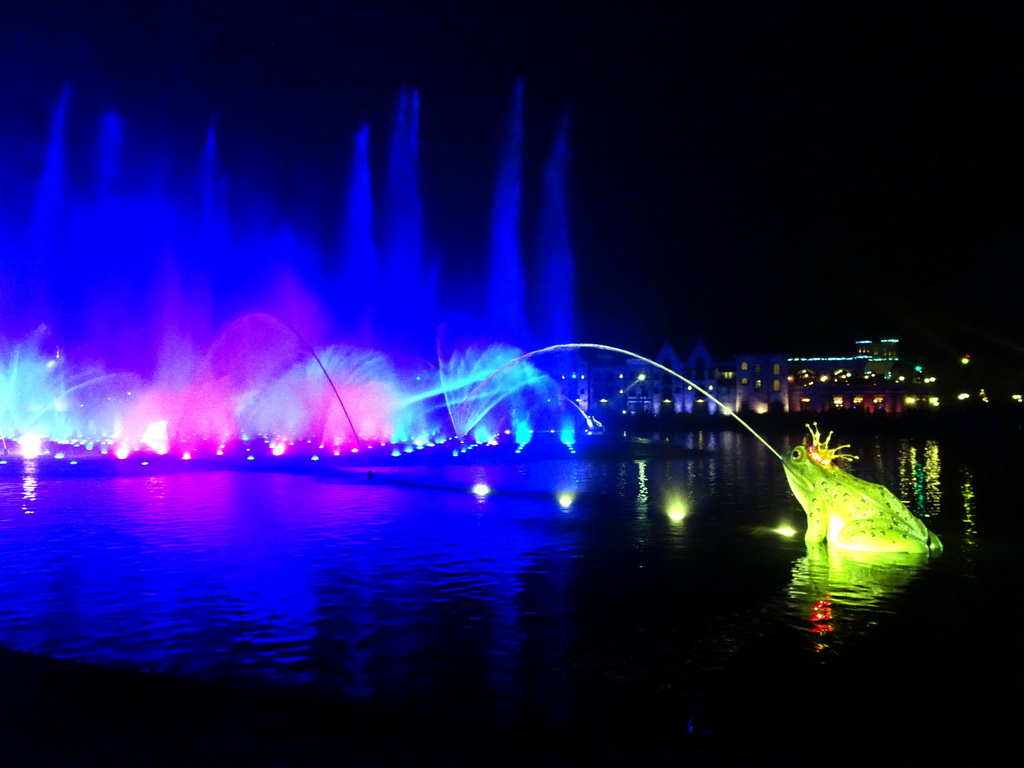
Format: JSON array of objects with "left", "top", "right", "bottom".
[
  {"left": 141, "top": 420, "right": 169, "bottom": 455},
  {"left": 665, "top": 497, "right": 687, "bottom": 522},
  {"left": 471, "top": 483, "right": 491, "bottom": 496},
  {"left": 18, "top": 433, "right": 44, "bottom": 459},
  {"left": 557, "top": 493, "right": 574, "bottom": 509},
  {"left": 775, "top": 525, "right": 797, "bottom": 537}
]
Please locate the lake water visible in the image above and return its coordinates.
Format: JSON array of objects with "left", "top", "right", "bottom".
[{"left": 1, "top": 430, "right": 1019, "bottom": 760}]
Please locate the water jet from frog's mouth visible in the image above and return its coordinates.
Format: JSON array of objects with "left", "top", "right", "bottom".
[{"left": 460, "top": 343, "right": 786, "bottom": 462}]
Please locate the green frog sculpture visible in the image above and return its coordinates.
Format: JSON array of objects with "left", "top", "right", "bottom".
[{"left": 783, "top": 424, "right": 942, "bottom": 555}]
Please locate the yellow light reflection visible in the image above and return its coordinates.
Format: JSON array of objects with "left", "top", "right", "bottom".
[
  {"left": 961, "top": 470, "right": 976, "bottom": 549},
  {"left": 636, "top": 460, "right": 648, "bottom": 507},
  {"left": 774, "top": 525, "right": 797, "bottom": 537},
  {"left": 557, "top": 492, "right": 574, "bottom": 509},
  {"left": 899, "top": 440, "right": 942, "bottom": 519}
]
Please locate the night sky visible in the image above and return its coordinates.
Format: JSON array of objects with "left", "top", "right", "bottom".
[{"left": 3, "top": 1, "right": 1023, "bottom": 372}]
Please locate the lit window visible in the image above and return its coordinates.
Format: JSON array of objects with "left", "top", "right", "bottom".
[
  {"left": 741, "top": 361, "right": 748, "bottom": 371},
  {"left": 773, "top": 380, "right": 780, "bottom": 392},
  {"left": 773, "top": 364, "right": 781, "bottom": 375},
  {"left": 741, "top": 377, "right": 748, "bottom": 386}
]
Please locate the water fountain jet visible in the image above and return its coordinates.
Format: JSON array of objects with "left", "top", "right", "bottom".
[{"left": 461, "top": 342, "right": 784, "bottom": 461}]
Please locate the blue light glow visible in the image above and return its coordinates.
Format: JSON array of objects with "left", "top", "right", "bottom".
[{"left": 0, "top": 83, "right": 579, "bottom": 450}]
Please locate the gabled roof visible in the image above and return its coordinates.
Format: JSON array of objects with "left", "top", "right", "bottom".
[{"left": 654, "top": 340, "right": 683, "bottom": 369}]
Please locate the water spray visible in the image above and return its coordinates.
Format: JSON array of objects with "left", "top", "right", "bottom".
[
  {"left": 461, "top": 343, "right": 784, "bottom": 462},
  {"left": 259, "top": 315, "right": 364, "bottom": 453}
]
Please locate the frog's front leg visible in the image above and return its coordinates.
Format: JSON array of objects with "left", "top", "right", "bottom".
[{"left": 804, "top": 499, "right": 828, "bottom": 544}]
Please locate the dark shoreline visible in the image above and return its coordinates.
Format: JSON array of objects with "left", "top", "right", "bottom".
[{"left": 2, "top": 623, "right": 1014, "bottom": 767}]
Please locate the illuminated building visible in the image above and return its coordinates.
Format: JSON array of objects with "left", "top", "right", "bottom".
[
  {"left": 786, "top": 339, "right": 935, "bottom": 414},
  {"left": 582, "top": 338, "right": 936, "bottom": 418}
]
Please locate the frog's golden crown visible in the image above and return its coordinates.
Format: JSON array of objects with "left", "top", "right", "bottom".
[{"left": 805, "top": 423, "right": 858, "bottom": 467}]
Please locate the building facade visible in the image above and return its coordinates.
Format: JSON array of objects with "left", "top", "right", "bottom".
[{"left": 581, "top": 338, "right": 937, "bottom": 419}]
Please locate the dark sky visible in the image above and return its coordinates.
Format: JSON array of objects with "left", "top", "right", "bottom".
[{"left": 2, "top": 1, "right": 1023, "bottom": 369}]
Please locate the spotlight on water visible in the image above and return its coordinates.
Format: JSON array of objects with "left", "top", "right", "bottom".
[{"left": 471, "top": 483, "right": 491, "bottom": 497}]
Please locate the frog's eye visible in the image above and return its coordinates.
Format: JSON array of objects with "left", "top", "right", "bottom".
[{"left": 791, "top": 447, "right": 803, "bottom": 461}]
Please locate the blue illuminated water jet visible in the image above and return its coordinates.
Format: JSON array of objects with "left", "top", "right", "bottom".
[
  {"left": 536, "top": 113, "right": 573, "bottom": 347},
  {"left": 0, "top": 83, "right": 582, "bottom": 452},
  {"left": 487, "top": 81, "right": 527, "bottom": 342}
]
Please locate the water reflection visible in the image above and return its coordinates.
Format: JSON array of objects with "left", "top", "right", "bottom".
[
  {"left": 899, "top": 440, "right": 942, "bottom": 519},
  {"left": 22, "top": 460, "right": 38, "bottom": 513},
  {"left": 0, "top": 468, "right": 579, "bottom": 717},
  {"left": 1, "top": 431, "right": 996, "bottom": 728},
  {"left": 635, "top": 459, "right": 649, "bottom": 513},
  {"left": 786, "top": 543, "right": 929, "bottom": 651}
]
